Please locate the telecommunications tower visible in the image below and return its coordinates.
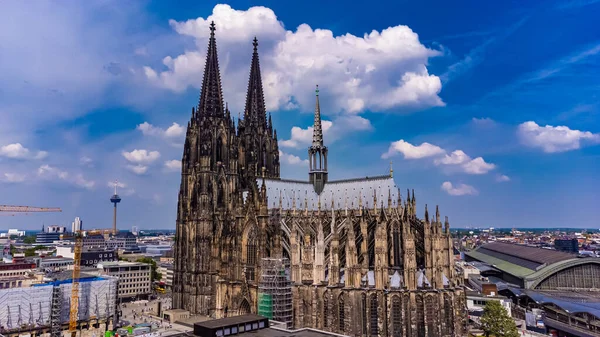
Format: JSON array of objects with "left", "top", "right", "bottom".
[{"left": 110, "top": 180, "right": 121, "bottom": 235}]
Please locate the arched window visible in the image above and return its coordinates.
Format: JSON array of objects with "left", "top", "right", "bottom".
[
  {"left": 425, "top": 295, "right": 437, "bottom": 335},
  {"left": 216, "top": 136, "right": 223, "bottom": 163},
  {"left": 416, "top": 295, "right": 425, "bottom": 337},
  {"left": 370, "top": 294, "right": 379, "bottom": 336},
  {"left": 393, "top": 228, "right": 402, "bottom": 268},
  {"left": 338, "top": 295, "right": 345, "bottom": 332},
  {"left": 246, "top": 227, "right": 258, "bottom": 281},
  {"left": 392, "top": 295, "right": 402, "bottom": 337}
]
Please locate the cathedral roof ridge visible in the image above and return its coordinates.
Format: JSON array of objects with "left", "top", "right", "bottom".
[{"left": 328, "top": 174, "right": 393, "bottom": 184}]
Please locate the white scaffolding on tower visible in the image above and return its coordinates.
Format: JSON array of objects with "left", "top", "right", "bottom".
[{"left": 258, "top": 258, "right": 292, "bottom": 328}]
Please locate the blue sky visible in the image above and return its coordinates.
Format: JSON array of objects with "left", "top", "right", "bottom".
[{"left": 0, "top": 0, "right": 599, "bottom": 230}]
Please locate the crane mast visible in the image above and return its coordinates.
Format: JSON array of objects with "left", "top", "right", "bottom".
[{"left": 69, "top": 229, "right": 113, "bottom": 337}]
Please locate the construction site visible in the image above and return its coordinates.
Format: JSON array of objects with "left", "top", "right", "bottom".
[
  {"left": 0, "top": 274, "right": 118, "bottom": 337},
  {"left": 257, "top": 258, "right": 292, "bottom": 328}
]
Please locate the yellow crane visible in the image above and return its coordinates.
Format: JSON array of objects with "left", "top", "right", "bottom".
[{"left": 70, "top": 229, "right": 114, "bottom": 337}]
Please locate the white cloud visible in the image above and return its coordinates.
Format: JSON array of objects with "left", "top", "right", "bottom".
[
  {"left": 382, "top": 140, "right": 445, "bottom": 159},
  {"left": 471, "top": 117, "right": 496, "bottom": 127},
  {"left": 122, "top": 149, "right": 161, "bottom": 164},
  {"left": 383, "top": 140, "right": 496, "bottom": 175},
  {"left": 164, "top": 160, "right": 181, "bottom": 172},
  {"left": 279, "top": 150, "right": 308, "bottom": 166},
  {"left": 496, "top": 174, "right": 510, "bottom": 182},
  {"left": 137, "top": 122, "right": 185, "bottom": 139},
  {"left": 434, "top": 150, "right": 496, "bottom": 175},
  {"left": 441, "top": 181, "right": 478, "bottom": 196},
  {"left": 280, "top": 121, "right": 333, "bottom": 148},
  {"left": 517, "top": 121, "right": 600, "bottom": 153},
  {"left": 127, "top": 165, "right": 148, "bottom": 175},
  {"left": 2, "top": 173, "right": 26, "bottom": 183},
  {"left": 37, "top": 164, "right": 95, "bottom": 190},
  {"left": 80, "top": 156, "right": 93, "bottom": 167},
  {"left": 144, "top": 4, "right": 443, "bottom": 115},
  {"left": 0, "top": 143, "right": 47, "bottom": 160}
]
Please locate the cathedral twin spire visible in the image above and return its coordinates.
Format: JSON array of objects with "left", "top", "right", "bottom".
[
  {"left": 197, "top": 21, "right": 225, "bottom": 118},
  {"left": 244, "top": 37, "right": 268, "bottom": 129}
]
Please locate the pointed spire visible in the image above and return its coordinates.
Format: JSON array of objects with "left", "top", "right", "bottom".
[
  {"left": 389, "top": 160, "right": 394, "bottom": 178},
  {"left": 388, "top": 189, "right": 392, "bottom": 209},
  {"left": 435, "top": 205, "right": 440, "bottom": 224},
  {"left": 424, "top": 204, "right": 429, "bottom": 223},
  {"left": 312, "top": 85, "right": 324, "bottom": 147},
  {"left": 197, "top": 21, "right": 225, "bottom": 118},
  {"left": 244, "top": 36, "right": 267, "bottom": 128}
]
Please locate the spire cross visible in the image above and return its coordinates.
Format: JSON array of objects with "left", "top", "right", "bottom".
[
  {"left": 253, "top": 37, "right": 258, "bottom": 51},
  {"left": 209, "top": 21, "right": 216, "bottom": 35},
  {"left": 315, "top": 84, "right": 319, "bottom": 96}
]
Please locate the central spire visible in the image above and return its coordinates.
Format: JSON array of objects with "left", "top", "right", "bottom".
[
  {"left": 197, "top": 21, "right": 224, "bottom": 118},
  {"left": 244, "top": 37, "right": 267, "bottom": 128},
  {"left": 312, "top": 85, "right": 324, "bottom": 147},
  {"left": 308, "top": 85, "right": 328, "bottom": 194}
]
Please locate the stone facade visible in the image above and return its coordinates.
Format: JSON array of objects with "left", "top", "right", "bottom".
[{"left": 172, "top": 22, "right": 468, "bottom": 337}]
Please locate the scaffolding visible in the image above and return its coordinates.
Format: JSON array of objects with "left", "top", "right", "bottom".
[
  {"left": 51, "top": 286, "right": 63, "bottom": 337},
  {"left": 0, "top": 276, "right": 118, "bottom": 336},
  {"left": 258, "top": 258, "right": 292, "bottom": 328}
]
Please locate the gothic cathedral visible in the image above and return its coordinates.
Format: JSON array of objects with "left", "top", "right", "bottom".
[{"left": 173, "top": 22, "right": 468, "bottom": 337}]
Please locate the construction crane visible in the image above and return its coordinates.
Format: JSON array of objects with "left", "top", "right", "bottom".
[
  {"left": 70, "top": 229, "right": 114, "bottom": 337},
  {"left": 0, "top": 205, "right": 61, "bottom": 215}
]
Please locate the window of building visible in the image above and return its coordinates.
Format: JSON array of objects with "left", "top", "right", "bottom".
[
  {"left": 338, "top": 295, "right": 345, "bottom": 332},
  {"left": 370, "top": 294, "right": 378, "bottom": 336},
  {"left": 392, "top": 295, "right": 402, "bottom": 336}
]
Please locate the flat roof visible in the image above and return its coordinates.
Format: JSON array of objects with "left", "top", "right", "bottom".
[
  {"left": 236, "top": 328, "right": 342, "bottom": 337},
  {"left": 98, "top": 261, "right": 149, "bottom": 267},
  {"left": 194, "top": 314, "right": 266, "bottom": 329}
]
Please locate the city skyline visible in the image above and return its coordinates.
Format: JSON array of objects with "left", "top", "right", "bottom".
[{"left": 0, "top": 0, "right": 599, "bottom": 230}]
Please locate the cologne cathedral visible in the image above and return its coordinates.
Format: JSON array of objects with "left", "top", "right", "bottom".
[{"left": 173, "top": 22, "right": 468, "bottom": 337}]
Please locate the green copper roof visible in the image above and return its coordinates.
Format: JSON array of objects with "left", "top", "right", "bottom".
[{"left": 465, "top": 250, "right": 536, "bottom": 278}]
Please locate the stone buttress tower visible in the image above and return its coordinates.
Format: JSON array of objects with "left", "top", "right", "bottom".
[{"left": 173, "top": 21, "right": 239, "bottom": 315}]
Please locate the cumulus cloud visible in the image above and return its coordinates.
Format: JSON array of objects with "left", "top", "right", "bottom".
[
  {"left": 122, "top": 149, "right": 161, "bottom": 164},
  {"left": 434, "top": 150, "right": 496, "bottom": 175},
  {"left": 517, "top": 121, "right": 600, "bottom": 153},
  {"left": 127, "top": 165, "right": 148, "bottom": 175},
  {"left": 144, "top": 4, "right": 444, "bottom": 115},
  {"left": 164, "top": 160, "right": 181, "bottom": 172},
  {"left": 496, "top": 174, "right": 510, "bottom": 182},
  {"left": 382, "top": 140, "right": 496, "bottom": 175},
  {"left": 279, "top": 150, "right": 308, "bottom": 166},
  {"left": 381, "top": 140, "right": 445, "bottom": 159},
  {"left": 0, "top": 143, "right": 47, "bottom": 160},
  {"left": 37, "top": 164, "right": 95, "bottom": 190},
  {"left": 137, "top": 122, "right": 185, "bottom": 139},
  {"left": 441, "top": 181, "right": 478, "bottom": 196}
]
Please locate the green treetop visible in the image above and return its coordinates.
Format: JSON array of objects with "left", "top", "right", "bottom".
[{"left": 480, "top": 300, "right": 519, "bottom": 337}]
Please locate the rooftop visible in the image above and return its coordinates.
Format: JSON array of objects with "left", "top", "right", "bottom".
[
  {"left": 98, "top": 261, "right": 149, "bottom": 267},
  {"left": 194, "top": 314, "right": 265, "bottom": 329},
  {"left": 465, "top": 242, "right": 580, "bottom": 278}
]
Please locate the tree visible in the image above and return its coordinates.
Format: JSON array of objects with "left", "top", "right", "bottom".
[
  {"left": 480, "top": 300, "right": 519, "bottom": 337},
  {"left": 23, "top": 236, "right": 36, "bottom": 244},
  {"left": 136, "top": 257, "right": 162, "bottom": 282}
]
